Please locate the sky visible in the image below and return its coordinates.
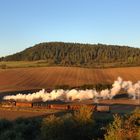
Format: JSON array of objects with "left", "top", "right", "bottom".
[{"left": 0, "top": 0, "right": 140, "bottom": 57}]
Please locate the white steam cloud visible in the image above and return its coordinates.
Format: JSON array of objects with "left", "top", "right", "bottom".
[{"left": 3, "top": 77, "right": 140, "bottom": 102}]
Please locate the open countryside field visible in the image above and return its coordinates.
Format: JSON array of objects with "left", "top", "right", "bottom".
[
  {"left": 0, "top": 66, "right": 140, "bottom": 92},
  {"left": 0, "top": 107, "right": 67, "bottom": 120}
]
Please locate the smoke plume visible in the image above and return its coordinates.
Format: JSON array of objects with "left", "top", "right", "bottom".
[{"left": 3, "top": 77, "right": 140, "bottom": 102}]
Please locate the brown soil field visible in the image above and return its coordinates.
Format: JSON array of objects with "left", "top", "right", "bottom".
[
  {"left": 0, "top": 109, "right": 46, "bottom": 120},
  {"left": 72, "top": 99, "right": 140, "bottom": 105},
  {"left": 0, "top": 66, "right": 140, "bottom": 92}
]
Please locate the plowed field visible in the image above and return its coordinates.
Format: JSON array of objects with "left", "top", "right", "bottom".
[{"left": 0, "top": 66, "right": 140, "bottom": 92}]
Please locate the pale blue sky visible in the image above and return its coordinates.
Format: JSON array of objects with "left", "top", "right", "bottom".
[{"left": 0, "top": 0, "right": 140, "bottom": 57}]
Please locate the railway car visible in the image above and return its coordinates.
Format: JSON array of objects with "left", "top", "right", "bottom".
[
  {"left": 96, "top": 105, "right": 110, "bottom": 112},
  {"left": 16, "top": 102, "right": 33, "bottom": 108},
  {"left": 50, "top": 104, "right": 69, "bottom": 110},
  {"left": 69, "top": 104, "right": 96, "bottom": 111},
  {"left": 32, "top": 102, "right": 50, "bottom": 109},
  {"left": 88, "top": 105, "right": 97, "bottom": 111},
  {"left": 69, "top": 104, "right": 83, "bottom": 110}
]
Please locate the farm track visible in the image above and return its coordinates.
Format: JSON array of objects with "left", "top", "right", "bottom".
[{"left": 0, "top": 66, "right": 140, "bottom": 92}]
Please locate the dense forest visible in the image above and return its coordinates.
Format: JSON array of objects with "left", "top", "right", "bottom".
[{"left": 1, "top": 42, "right": 140, "bottom": 68}]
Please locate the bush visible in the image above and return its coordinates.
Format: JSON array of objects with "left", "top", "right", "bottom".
[
  {"left": 105, "top": 110, "right": 140, "bottom": 140},
  {"left": 41, "top": 106, "right": 96, "bottom": 140},
  {"left": 41, "top": 114, "right": 76, "bottom": 140},
  {"left": 137, "top": 129, "right": 140, "bottom": 140},
  {"left": 74, "top": 105, "right": 94, "bottom": 124},
  {"left": 73, "top": 105, "right": 95, "bottom": 140},
  {"left": 0, "top": 130, "right": 23, "bottom": 140},
  {"left": 104, "top": 114, "right": 123, "bottom": 140},
  {"left": 0, "top": 119, "right": 12, "bottom": 135},
  {"left": 41, "top": 115, "right": 64, "bottom": 140},
  {"left": 0, "top": 64, "right": 7, "bottom": 69},
  {"left": 0, "top": 118, "right": 41, "bottom": 140}
]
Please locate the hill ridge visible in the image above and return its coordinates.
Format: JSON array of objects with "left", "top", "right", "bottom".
[{"left": 1, "top": 42, "right": 140, "bottom": 68}]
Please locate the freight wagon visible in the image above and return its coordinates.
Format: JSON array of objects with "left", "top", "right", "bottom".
[
  {"left": 32, "top": 102, "right": 50, "bottom": 109},
  {"left": 69, "top": 104, "right": 96, "bottom": 111},
  {"left": 50, "top": 104, "right": 69, "bottom": 110},
  {"left": 96, "top": 105, "right": 110, "bottom": 112},
  {"left": 16, "top": 102, "right": 33, "bottom": 108}
]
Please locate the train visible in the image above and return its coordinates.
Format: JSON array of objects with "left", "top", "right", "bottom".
[{"left": 0, "top": 100, "right": 110, "bottom": 112}]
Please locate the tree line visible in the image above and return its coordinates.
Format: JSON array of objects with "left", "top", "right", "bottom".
[
  {"left": 1, "top": 42, "right": 140, "bottom": 67},
  {"left": 55, "top": 83, "right": 112, "bottom": 90}
]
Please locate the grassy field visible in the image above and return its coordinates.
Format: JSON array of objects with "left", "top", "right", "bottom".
[
  {"left": 0, "top": 107, "right": 67, "bottom": 120},
  {"left": 0, "top": 66, "right": 140, "bottom": 92},
  {"left": 0, "top": 61, "right": 51, "bottom": 69},
  {"left": 0, "top": 61, "right": 140, "bottom": 69}
]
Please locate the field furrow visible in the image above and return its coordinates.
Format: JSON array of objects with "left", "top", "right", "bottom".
[{"left": 0, "top": 66, "right": 140, "bottom": 92}]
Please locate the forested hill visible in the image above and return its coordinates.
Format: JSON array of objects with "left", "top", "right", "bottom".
[{"left": 1, "top": 42, "right": 140, "bottom": 68}]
